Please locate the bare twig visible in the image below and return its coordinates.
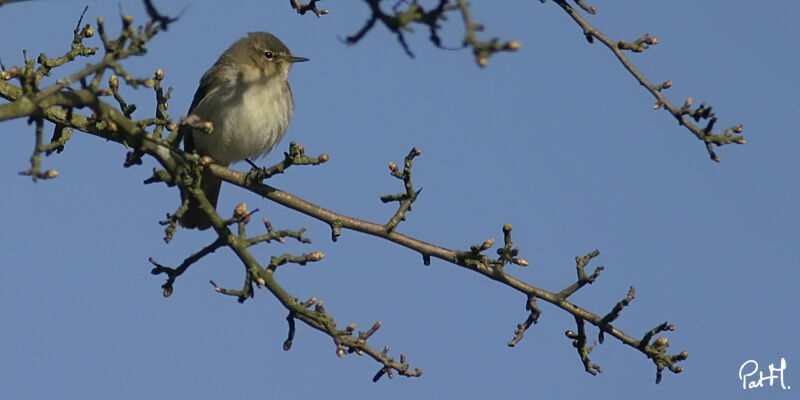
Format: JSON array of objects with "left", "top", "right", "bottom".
[{"left": 549, "top": 0, "right": 744, "bottom": 161}]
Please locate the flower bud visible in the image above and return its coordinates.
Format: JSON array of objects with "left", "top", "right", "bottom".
[
  {"left": 505, "top": 40, "right": 522, "bottom": 51},
  {"left": 234, "top": 203, "right": 248, "bottom": 218},
  {"left": 514, "top": 258, "right": 529, "bottom": 266},
  {"left": 109, "top": 75, "right": 119, "bottom": 90}
]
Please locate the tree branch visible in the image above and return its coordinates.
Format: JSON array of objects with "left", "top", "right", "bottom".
[
  {"left": 310, "top": 0, "right": 744, "bottom": 160},
  {"left": 549, "top": 0, "right": 744, "bottom": 161},
  {"left": 0, "top": 0, "right": 718, "bottom": 383}
]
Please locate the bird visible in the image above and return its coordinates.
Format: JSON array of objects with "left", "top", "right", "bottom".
[{"left": 180, "top": 32, "right": 308, "bottom": 230}]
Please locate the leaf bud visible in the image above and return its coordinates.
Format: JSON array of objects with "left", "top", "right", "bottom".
[
  {"left": 513, "top": 258, "right": 529, "bottom": 266},
  {"left": 234, "top": 203, "right": 248, "bottom": 218},
  {"left": 504, "top": 40, "right": 522, "bottom": 51}
]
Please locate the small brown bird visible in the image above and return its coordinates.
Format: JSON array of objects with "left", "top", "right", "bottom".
[{"left": 181, "top": 32, "right": 308, "bottom": 230}]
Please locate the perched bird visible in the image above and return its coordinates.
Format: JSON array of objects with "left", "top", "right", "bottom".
[{"left": 180, "top": 32, "right": 308, "bottom": 230}]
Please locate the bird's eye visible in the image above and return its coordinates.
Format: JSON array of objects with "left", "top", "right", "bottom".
[{"left": 264, "top": 51, "right": 274, "bottom": 60}]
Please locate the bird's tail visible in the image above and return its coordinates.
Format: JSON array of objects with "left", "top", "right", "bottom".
[{"left": 179, "top": 173, "right": 222, "bottom": 231}]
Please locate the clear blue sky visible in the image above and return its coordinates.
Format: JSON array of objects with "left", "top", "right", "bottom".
[{"left": 1, "top": 1, "right": 797, "bottom": 398}]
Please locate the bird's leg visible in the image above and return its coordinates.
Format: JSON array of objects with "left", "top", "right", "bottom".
[{"left": 244, "top": 158, "right": 266, "bottom": 185}]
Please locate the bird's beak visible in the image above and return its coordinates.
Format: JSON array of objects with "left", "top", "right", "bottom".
[{"left": 289, "top": 56, "right": 309, "bottom": 63}]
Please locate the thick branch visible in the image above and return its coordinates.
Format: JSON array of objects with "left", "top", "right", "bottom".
[{"left": 206, "top": 163, "right": 685, "bottom": 378}]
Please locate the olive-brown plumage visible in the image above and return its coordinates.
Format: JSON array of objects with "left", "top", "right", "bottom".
[{"left": 181, "top": 32, "right": 308, "bottom": 230}]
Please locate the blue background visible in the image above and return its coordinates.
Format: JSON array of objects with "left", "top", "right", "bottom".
[{"left": 1, "top": 0, "right": 796, "bottom": 398}]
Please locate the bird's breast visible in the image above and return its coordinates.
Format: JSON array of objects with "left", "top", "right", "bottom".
[{"left": 191, "top": 76, "right": 295, "bottom": 165}]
